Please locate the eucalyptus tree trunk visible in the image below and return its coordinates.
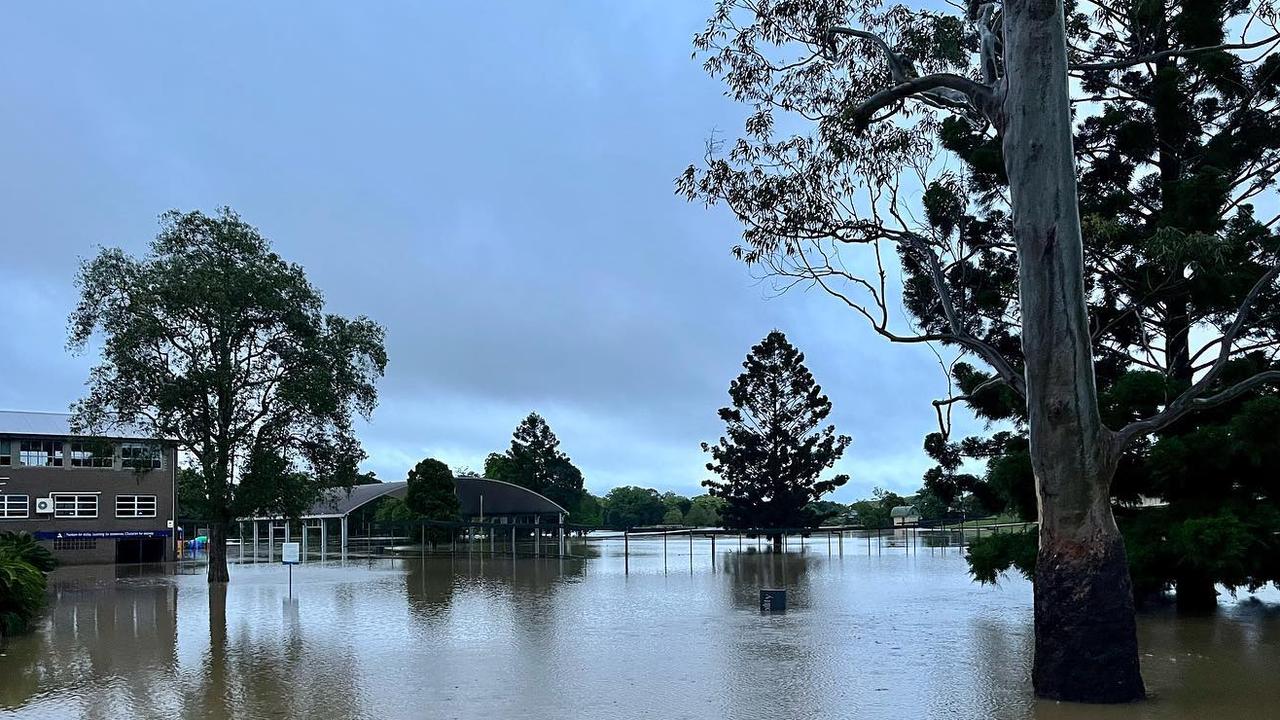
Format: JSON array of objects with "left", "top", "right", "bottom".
[{"left": 1002, "top": 0, "right": 1145, "bottom": 702}]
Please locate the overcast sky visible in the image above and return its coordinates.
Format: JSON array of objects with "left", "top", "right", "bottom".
[{"left": 0, "top": 2, "right": 982, "bottom": 501}]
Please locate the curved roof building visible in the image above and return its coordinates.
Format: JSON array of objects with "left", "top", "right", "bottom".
[{"left": 300, "top": 476, "right": 569, "bottom": 520}]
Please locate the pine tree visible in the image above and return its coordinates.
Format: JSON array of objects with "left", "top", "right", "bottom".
[
  {"left": 486, "top": 413, "right": 585, "bottom": 517},
  {"left": 703, "top": 332, "right": 850, "bottom": 550}
]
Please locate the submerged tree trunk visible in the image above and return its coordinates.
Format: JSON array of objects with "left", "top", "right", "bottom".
[
  {"left": 207, "top": 521, "right": 230, "bottom": 583},
  {"left": 1003, "top": 0, "right": 1145, "bottom": 702}
]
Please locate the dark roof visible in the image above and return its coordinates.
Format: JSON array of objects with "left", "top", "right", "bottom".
[
  {"left": 890, "top": 505, "right": 920, "bottom": 517},
  {"left": 298, "top": 476, "right": 568, "bottom": 519},
  {"left": 0, "top": 410, "right": 165, "bottom": 442}
]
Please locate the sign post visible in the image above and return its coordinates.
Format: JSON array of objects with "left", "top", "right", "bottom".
[{"left": 282, "top": 541, "right": 300, "bottom": 598}]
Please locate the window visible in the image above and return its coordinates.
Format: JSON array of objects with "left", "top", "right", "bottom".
[
  {"left": 0, "top": 440, "right": 10, "bottom": 466},
  {"left": 121, "top": 443, "right": 163, "bottom": 471},
  {"left": 53, "top": 538, "right": 97, "bottom": 551},
  {"left": 0, "top": 494, "right": 29, "bottom": 518},
  {"left": 70, "top": 441, "right": 115, "bottom": 469},
  {"left": 116, "top": 494, "right": 157, "bottom": 518},
  {"left": 53, "top": 494, "right": 98, "bottom": 518},
  {"left": 19, "top": 440, "right": 63, "bottom": 467}
]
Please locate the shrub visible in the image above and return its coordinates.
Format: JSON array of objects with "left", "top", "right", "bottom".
[
  {"left": 0, "top": 551, "right": 47, "bottom": 638},
  {"left": 0, "top": 532, "right": 57, "bottom": 573}
]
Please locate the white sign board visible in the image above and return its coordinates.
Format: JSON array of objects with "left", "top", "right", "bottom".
[{"left": 281, "top": 541, "right": 301, "bottom": 565}]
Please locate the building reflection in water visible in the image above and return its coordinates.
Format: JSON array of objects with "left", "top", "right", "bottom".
[{"left": 0, "top": 564, "right": 178, "bottom": 715}]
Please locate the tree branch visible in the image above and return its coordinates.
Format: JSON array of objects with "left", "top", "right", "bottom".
[
  {"left": 1074, "top": 32, "right": 1280, "bottom": 71},
  {"left": 1116, "top": 263, "right": 1280, "bottom": 444}
]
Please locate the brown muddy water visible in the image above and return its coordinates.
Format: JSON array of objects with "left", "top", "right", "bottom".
[{"left": 1, "top": 535, "right": 1278, "bottom": 719}]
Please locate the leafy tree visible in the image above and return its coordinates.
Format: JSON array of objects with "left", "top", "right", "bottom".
[
  {"left": 849, "top": 488, "right": 908, "bottom": 529},
  {"left": 405, "top": 458, "right": 461, "bottom": 523},
  {"left": 374, "top": 496, "right": 417, "bottom": 525},
  {"left": 681, "top": 0, "right": 1279, "bottom": 701},
  {"left": 353, "top": 471, "right": 382, "bottom": 485},
  {"left": 684, "top": 494, "right": 726, "bottom": 527},
  {"left": 702, "top": 332, "right": 850, "bottom": 550},
  {"left": 486, "top": 413, "right": 585, "bottom": 517},
  {"left": 661, "top": 492, "right": 692, "bottom": 516},
  {"left": 602, "top": 486, "right": 666, "bottom": 528},
  {"left": 806, "top": 500, "right": 847, "bottom": 525},
  {"left": 574, "top": 492, "right": 605, "bottom": 529},
  {"left": 662, "top": 507, "right": 686, "bottom": 526},
  {"left": 68, "top": 208, "right": 387, "bottom": 582}
]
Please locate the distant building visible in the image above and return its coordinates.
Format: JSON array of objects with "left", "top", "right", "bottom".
[
  {"left": 890, "top": 505, "right": 920, "bottom": 526},
  {"left": 0, "top": 410, "right": 177, "bottom": 564}
]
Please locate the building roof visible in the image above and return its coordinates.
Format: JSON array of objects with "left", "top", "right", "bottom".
[
  {"left": 890, "top": 505, "right": 920, "bottom": 517},
  {"left": 0, "top": 410, "right": 164, "bottom": 442},
  {"left": 299, "top": 476, "right": 569, "bottom": 519}
]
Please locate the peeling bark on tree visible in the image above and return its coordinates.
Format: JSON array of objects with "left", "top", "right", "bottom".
[{"left": 1002, "top": 0, "right": 1145, "bottom": 702}]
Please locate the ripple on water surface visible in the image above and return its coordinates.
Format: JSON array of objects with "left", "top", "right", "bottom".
[{"left": 1, "top": 537, "right": 1277, "bottom": 720}]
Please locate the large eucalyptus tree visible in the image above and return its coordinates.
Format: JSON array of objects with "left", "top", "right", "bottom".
[
  {"left": 69, "top": 208, "right": 387, "bottom": 583},
  {"left": 680, "top": 0, "right": 1280, "bottom": 703}
]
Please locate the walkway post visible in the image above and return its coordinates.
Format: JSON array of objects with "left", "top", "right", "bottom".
[
  {"left": 624, "top": 529, "right": 629, "bottom": 575},
  {"left": 340, "top": 516, "right": 348, "bottom": 559},
  {"left": 320, "top": 520, "right": 327, "bottom": 562},
  {"left": 253, "top": 520, "right": 259, "bottom": 563},
  {"left": 511, "top": 524, "right": 516, "bottom": 558},
  {"left": 663, "top": 530, "right": 668, "bottom": 572},
  {"left": 534, "top": 516, "right": 541, "bottom": 557},
  {"left": 284, "top": 520, "right": 290, "bottom": 546},
  {"left": 301, "top": 521, "right": 308, "bottom": 561},
  {"left": 268, "top": 522, "right": 275, "bottom": 563},
  {"left": 558, "top": 513, "right": 566, "bottom": 557},
  {"left": 711, "top": 533, "right": 716, "bottom": 568},
  {"left": 838, "top": 530, "right": 843, "bottom": 556}
]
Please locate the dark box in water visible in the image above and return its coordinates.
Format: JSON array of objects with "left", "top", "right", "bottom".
[{"left": 760, "top": 588, "right": 787, "bottom": 612}]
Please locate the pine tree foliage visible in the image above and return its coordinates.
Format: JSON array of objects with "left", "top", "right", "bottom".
[{"left": 703, "top": 331, "right": 851, "bottom": 532}]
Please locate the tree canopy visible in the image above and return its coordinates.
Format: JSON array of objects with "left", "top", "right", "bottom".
[
  {"left": 485, "top": 412, "right": 585, "bottom": 516},
  {"left": 702, "top": 331, "right": 850, "bottom": 544},
  {"left": 68, "top": 208, "right": 387, "bottom": 582}
]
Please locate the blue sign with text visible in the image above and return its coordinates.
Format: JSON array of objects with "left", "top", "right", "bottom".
[{"left": 34, "top": 530, "right": 173, "bottom": 540}]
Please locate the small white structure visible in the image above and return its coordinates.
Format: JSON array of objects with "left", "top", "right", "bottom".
[{"left": 890, "top": 505, "right": 920, "bottom": 526}]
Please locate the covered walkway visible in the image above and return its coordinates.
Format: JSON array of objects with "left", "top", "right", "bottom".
[{"left": 233, "top": 477, "right": 570, "bottom": 562}]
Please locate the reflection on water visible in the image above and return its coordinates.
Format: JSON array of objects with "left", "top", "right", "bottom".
[{"left": 1, "top": 538, "right": 1277, "bottom": 719}]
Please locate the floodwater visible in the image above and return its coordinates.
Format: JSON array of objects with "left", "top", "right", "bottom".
[{"left": 2, "top": 533, "right": 1279, "bottom": 720}]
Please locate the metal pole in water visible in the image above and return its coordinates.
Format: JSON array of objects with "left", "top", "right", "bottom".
[
  {"left": 711, "top": 534, "right": 716, "bottom": 568},
  {"left": 688, "top": 529, "right": 693, "bottom": 571},
  {"left": 663, "top": 530, "right": 668, "bottom": 573},
  {"left": 511, "top": 524, "right": 516, "bottom": 558},
  {"left": 268, "top": 521, "right": 275, "bottom": 563},
  {"left": 253, "top": 520, "right": 259, "bottom": 563},
  {"left": 624, "top": 529, "right": 629, "bottom": 575}
]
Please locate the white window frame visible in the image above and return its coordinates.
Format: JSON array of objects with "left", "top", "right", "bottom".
[
  {"left": 0, "top": 494, "right": 29, "bottom": 519},
  {"left": 52, "top": 493, "right": 99, "bottom": 519},
  {"left": 115, "top": 494, "right": 158, "bottom": 518}
]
